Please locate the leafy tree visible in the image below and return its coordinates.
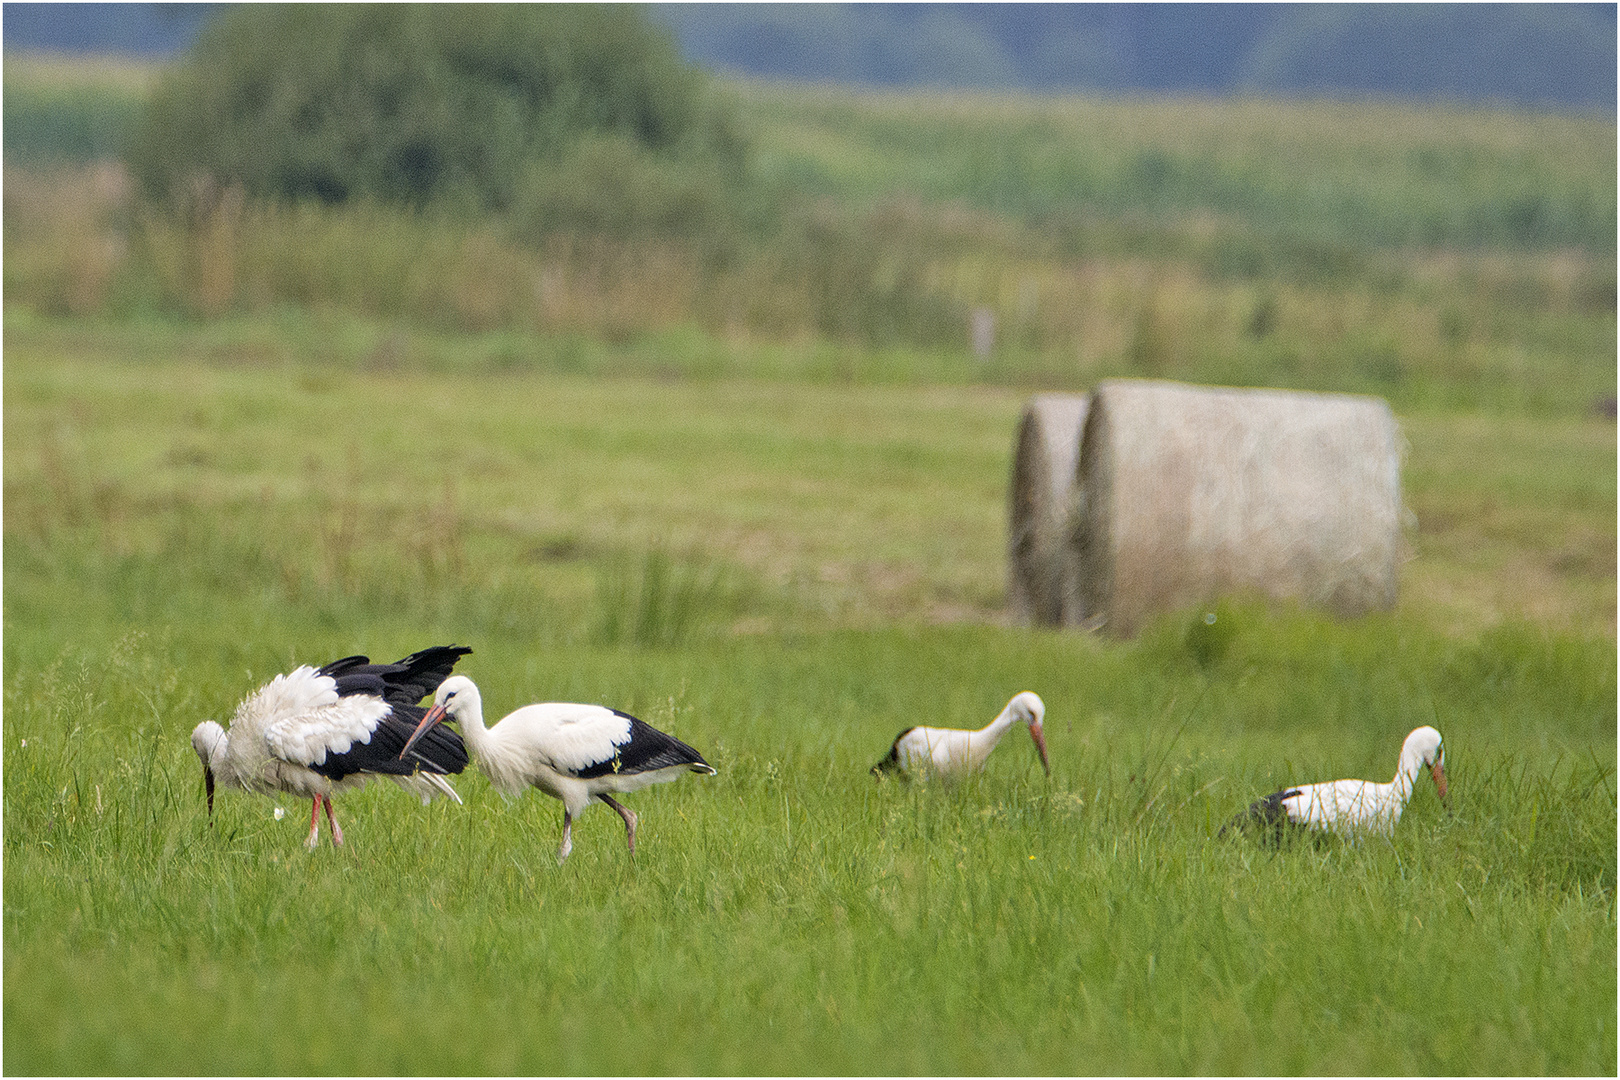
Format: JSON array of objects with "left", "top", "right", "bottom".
[{"left": 129, "top": 5, "right": 746, "bottom": 210}]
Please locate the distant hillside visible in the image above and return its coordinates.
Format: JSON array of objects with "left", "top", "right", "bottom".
[
  {"left": 4, "top": 2, "right": 1615, "bottom": 112},
  {"left": 655, "top": 4, "right": 1617, "bottom": 111}
]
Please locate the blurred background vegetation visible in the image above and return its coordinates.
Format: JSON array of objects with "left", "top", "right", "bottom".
[
  {"left": 4, "top": 4, "right": 1615, "bottom": 417},
  {"left": 3, "top": 4, "right": 1615, "bottom": 638}
]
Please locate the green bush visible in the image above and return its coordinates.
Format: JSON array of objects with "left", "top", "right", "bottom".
[{"left": 128, "top": 5, "right": 746, "bottom": 211}]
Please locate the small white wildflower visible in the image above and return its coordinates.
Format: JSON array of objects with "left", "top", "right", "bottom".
[{"left": 274, "top": 806, "right": 286, "bottom": 820}]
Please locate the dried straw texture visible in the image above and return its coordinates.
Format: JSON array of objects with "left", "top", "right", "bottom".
[
  {"left": 1007, "top": 393, "right": 1090, "bottom": 626},
  {"left": 1076, "top": 379, "right": 1401, "bottom": 637}
]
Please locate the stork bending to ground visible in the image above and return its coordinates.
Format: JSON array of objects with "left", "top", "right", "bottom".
[
  {"left": 191, "top": 646, "right": 472, "bottom": 849},
  {"left": 1220, "top": 725, "right": 1447, "bottom": 842},
  {"left": 871, "top": 691, "right": 1050, "bottom": 779},
  {"left": 398, "top": 675, "right": 716, "bottom": 862}
]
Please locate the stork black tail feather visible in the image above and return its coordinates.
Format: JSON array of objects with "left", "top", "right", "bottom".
[
  {"left": 386, "top": 704, "right": 470, "bottom": 775},
  {"left": 574, "top": 712, "right": 716, "bottom": 779},
  {"left": 870, "top": 728, "right": 913, "bottom": 777},
  {"left": 1219, "top": 788, "right": 1302, "bottom": 844}
]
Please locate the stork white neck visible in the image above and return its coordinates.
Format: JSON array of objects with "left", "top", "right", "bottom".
[
  {"left": 985, "top": 693, "right": 1039, "bottom": 733},
  {"left": 1392, "top": 725, "right": 1445, "bottom": 800},
  {"left": 957, "top": 691, "right": 1047, "bottom": 773}
]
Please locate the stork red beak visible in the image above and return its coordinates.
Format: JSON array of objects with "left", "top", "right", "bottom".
[
  {"left": 1030, "top": 721, "right": 1050, "bottom": 777},
  {"left": 204, "top": 766, "right": 216, "bottom": 822},
  {"left": 399, "top": 702, "right": 450, "bottom": 762},
  {"left": 1429, "top": 760, "right": 1448, "bottom": 804}
]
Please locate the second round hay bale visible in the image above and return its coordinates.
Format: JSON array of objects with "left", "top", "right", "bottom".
[
  {"left": 1007, "top": 393, "right": 1089, "bottom": 625},
  {"left": 1076, "top": 378, "right": 1402, "bottom": 636}
]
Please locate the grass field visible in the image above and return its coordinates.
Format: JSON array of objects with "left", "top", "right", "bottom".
[
  {"left": 5, "top": 317, "right": 1615, "bottom": 1074},
  {"left": 4, "top": 54, "right": 1616, "bottom": 1075}
]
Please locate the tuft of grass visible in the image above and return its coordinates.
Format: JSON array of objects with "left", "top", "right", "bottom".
[{"left": 593, "top": 545, "right": 739, "bottom": 648}]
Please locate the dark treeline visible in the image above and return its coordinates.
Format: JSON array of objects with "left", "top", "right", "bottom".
[{"left": 5, "top": 2, "right": 1614, "bottom": 113}]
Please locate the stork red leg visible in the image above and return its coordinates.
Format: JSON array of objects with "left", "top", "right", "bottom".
[
  {"left": 599, "top": 794, "right": 638, "bottom": 854},
  {"left": 305, "top": 797, "right": 322, "bottom": 850},
  {"left": 323, "top": 794, "right": 345, "bottom": 847}
]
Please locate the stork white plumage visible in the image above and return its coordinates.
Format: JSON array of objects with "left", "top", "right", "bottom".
[
  {"left": 1221, "top": 725, "right": 1448, "bottom": 841},
  {"left": 398, "top": 675, "right": 717, "bottom": 862},
  {"left": 871, "top": 691, "right": 1050, "bottom": 779},
  {"left": 191, "top": 646, "right": 472, "bottom": 849}
]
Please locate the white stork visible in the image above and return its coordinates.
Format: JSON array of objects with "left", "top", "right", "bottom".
[
  {"left": 191, "top": 646, "right": 473, "bottom": 849},
  {"left": 397, "top": 675, "right": 716, "bottom": 862},
  {"left": 871, "top": 691, "right": 1050, "bottom": 779},
  {"left": 1220, "top": 725, "right": 1448, "bottom": 842}
]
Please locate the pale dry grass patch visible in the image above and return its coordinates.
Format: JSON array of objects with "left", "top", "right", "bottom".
[
  {"left": 2, "top": 51, "right": 162, "bottom": 93},
  {"left": 749, "top": 81, "right": 1613, "bottom": 172},
  {"left": 536, "top": 235, "right": 705, "bottom": 336},
  {"left": 1402, "top": 411, "right": 1616, "bottom": 635}
]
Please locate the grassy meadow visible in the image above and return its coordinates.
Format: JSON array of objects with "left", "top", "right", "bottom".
[{"left": 4, "top": 56, "right": 1616, "bottom": 1074}]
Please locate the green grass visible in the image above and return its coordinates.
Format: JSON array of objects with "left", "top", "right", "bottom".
[
  {"left": 5, "top": 314, "right": 1612, "bottom": 637},
  {"left": 11, "top": 58, "right": 1613, "bottom": 253},
  {"left": 741, "top": 84, "right": 1617, "bottom": 254},
  {"left": 4, "top": 325, "right": 1615, "bottom": 1073},
  {"left": 4, "top": 623, "right": 1613, "bottom": 1074}
]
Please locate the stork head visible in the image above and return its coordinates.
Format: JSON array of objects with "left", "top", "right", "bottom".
[
  {"left": 1008, "top": 691, "right": 1050, "bottom": 777},
  {"left": 399, "top": 674, "right": 480, "bottom": 762},
  {"left": 190, "top": 721, "right": 227, "bottom": 819},
  {"left": 1401, "top": 725, "right": 1447, "bottom": 804}
]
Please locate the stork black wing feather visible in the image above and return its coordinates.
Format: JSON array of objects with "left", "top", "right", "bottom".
[
  {"left": 379, "top": 645, "right": 473, "bottom": 704},
  {"left": 572, "top": 711, "right": 713, "bottom": 779},
  {"left": 317, "top": 654, "right": 373, "bottom": 678},
  {"left": 327, "top": 671, "right": 390, "bottom": 700},
  {"left": 318, "top": 645, "right": 472, "bottom": 706},
  {"left": 307, "top": 704, "right": 470, "bottom": 782}
]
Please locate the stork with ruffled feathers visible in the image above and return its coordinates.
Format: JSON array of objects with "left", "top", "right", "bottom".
[{"left": 191, "top": 646, "right": 472, "bottom": 849}]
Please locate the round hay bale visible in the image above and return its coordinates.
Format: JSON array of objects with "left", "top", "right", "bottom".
[
  {"left": 1007, "top": 393, "right": 1090, "bottom": 626},
  {"left": 1076, "top": 379, "right": 1402, "bottom": 636}
]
